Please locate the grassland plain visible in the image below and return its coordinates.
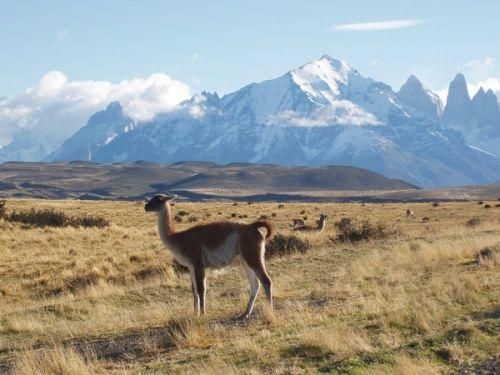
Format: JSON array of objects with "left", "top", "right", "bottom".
[{"left": 0, "top": 199, "right": 499, "bottom": 374}]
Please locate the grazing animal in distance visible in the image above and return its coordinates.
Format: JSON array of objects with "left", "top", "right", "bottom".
[
  {"left": 144, "top": 194, "right": 273, "bottom": 319},
  {"left": 406, "top": 209, "right": 415, "bottom": 218},
  {"left": 292, "top": 218, "right": 305, "bottom": 230},
  {"left": 295, "top": 214, "right": 328, "bottom": 232}
]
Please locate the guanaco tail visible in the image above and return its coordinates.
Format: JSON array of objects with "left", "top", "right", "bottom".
[{"left": 144, "top": 194, "right": 273, "bottom": 318}]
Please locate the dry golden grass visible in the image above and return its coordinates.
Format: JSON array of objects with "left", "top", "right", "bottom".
[
  {"left": 0, "top": 199, "right": 499, "bottom": 374},
  {"left": 14, "top": 347, "right": 105, "bottom": 375}
]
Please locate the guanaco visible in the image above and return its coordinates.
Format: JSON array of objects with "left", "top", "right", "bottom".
[
  {"left": 406, "top": 209, "right": 415, "bottom": 218},
  {"left": 295, "top": 214, "right": 328, "bottom": 232},
  {"left": 291, "top": 218, "right": 305, "bottom": 230},
  {"left": 145, "top": 194, "right": 273, "bottom": 319}
]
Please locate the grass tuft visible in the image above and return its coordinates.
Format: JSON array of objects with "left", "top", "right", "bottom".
[
  {"left": 266, "top": 233, "right": 311, "bottom": 258},
  {"left": 3, "top": 205, "right": 109, "bottom": 228},
  {"left": 334, "top": 217, "right": 395, "bottom": 242}
]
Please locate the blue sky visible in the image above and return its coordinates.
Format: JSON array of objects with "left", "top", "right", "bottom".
[{"left": 1, "top": 0, "right": 500, "bottom": 97}]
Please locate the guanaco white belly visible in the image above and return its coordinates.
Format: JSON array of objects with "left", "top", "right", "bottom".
[{"left": 202, "top": 232, "right": 240, "bottom": 268}]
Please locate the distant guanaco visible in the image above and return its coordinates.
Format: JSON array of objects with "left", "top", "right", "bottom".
[
  {"left": 295, "top": 214, "right": 328, "bottom": 232},
  {"left": 406, "top": 209, "right": 415, "bottom": 218},
  {"left": 145, "top": 194, "right": 273, "bottom": 319},
  {"left": 291, "top": 218, "right": 305, "bottom": 230}
]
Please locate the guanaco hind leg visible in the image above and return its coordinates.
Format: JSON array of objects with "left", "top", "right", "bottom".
[
  {"left": 240, "top": 240, "right": 273, "bottom": 317},
  {"left": 241, "top": 262, "right": 260, "bottom": 318}
]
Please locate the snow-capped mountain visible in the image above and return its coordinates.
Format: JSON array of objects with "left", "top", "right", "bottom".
[
  {"left": 221, "top": 55, "right": 404, "bottom": 127},
  {"left": 48, "top": 102, "right": 135, "bottom": 161},
  {"left": 50, "top": 55, "right": 500, "bottom": 187},
  {"left": 442, "top": 74, "right": 500, "bottom": 156}
]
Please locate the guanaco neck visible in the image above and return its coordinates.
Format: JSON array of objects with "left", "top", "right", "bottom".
[
  {"left": 158, "top": 202, "right": 175, "bottom": 245},
  {"left": 318, "top": 218, "right": 327, "bottom": 232}
]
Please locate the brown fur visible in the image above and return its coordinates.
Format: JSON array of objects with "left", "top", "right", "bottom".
[
  {"left": 145, "top": 194, "right": 273, "bottom": 318},
  {"left": 292, "top": 218, "right": 305, "bottom": 230}
]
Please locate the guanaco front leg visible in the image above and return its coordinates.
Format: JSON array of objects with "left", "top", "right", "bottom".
[{"left": 191, "top": 265, "right": 206, "bottom": 315}]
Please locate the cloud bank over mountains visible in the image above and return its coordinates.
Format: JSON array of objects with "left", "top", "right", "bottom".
[{"left": 0, "top": 71, "right": 191, "bottom": 148}]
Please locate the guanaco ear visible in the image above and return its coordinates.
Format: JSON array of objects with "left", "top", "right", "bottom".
[
  {"left": 158, "top": 194, "right": 175, "bottom": 202},
  {"left": 166, "top": 193, "right": 178, "bottom": 202}
]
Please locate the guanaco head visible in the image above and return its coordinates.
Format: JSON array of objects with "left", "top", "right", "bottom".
[
  {"left": 144, "top": 194, "right": 175, "bottom": 212},
  {"left": 318, "top": 214, "right": 328, "bottom": 228}
]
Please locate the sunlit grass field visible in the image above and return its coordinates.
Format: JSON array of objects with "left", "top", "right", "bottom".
[{"left": 0, "top": 199, "right": 499, "bottom": 374}]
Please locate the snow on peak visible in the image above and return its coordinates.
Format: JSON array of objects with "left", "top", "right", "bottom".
[
  {"left": 220, "top": 54, "right": 405, "bottom": 128},
  {"left": 290, "top": 55, "right": 356, "bottom": 104}
]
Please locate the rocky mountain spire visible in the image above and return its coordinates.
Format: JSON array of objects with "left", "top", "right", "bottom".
[
  {"left": 397, "top": 75, "right": 443, "bottom": 121},
  {"left": 472, "top": 88, "right": 499, "bottom": 126},
  {"left": 442, "top": 73, "right": 473, "bottom": 126}
]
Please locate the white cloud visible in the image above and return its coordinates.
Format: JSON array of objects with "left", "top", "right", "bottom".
[
  {"left": 265, "top": 102, "right": 382, "bottom": 127},
  {"left": 467, "top": 77, "right": 500, "bottom": 97},
  {"left": 0, "top": 71, "right": 191, "bottom": 149},
  {"left": 435, "top": 88, "right": 449, "bottom": 104},
  {"left": 463, "top": 57, "right": 496, "bottom": 82},
  {"left": 333, "top": 19, "right": 424, "bottom": 32},
  {"left": 464, "top": 56, "right": 495, "bottom": 70}
]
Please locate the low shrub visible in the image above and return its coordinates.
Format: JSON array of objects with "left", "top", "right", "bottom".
[
  {"left": 4, "top": 207, "right": 109, "bottom": 228},
  {"left": 432, "top": 202, "right": 440, "bottom": 207},
  {"left": 266, "top": 234, "right": 311, "bottom": 258},
  {"left": 334, "top": 217, "right": 394, "bottom": 243},
  {"left": 466, "top": 217, "right": 481, "bottom": 227},
  {"left": 172, "top": 259, "right": 189, "bottom": 274},
  {"left": 0, "top": 200, "right": 6, "bottom": 218},
  {"left": 475, "top": 246, "right": 499, "bottom": 266},
  {"left": 484, "top": 204, "right": 492, "bottom": 209}
]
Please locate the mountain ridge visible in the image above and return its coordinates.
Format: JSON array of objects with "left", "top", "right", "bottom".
[
  {"left": 0, "top": 161, "right": 417, "bottom": 201},
  {"left": 23, "top": 55, "right": 500, "bottom": 188}
]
